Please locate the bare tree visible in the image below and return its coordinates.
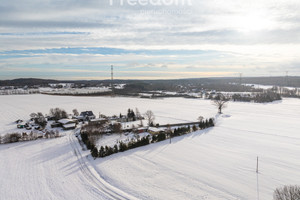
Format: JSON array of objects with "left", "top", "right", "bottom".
[
  {"left": 111, "top": 122, "right": 122, "bottom": 134},
  {"left": 49, "top": 108, "right": 68, "bottom": 121},
  {"left": 139, "top": 119, "right": 144, "bottom": 127},
  {"left": 273, "top": 185, "right": 300, "bottom": 200},
  {"left": 35, "top": 112, "right": 47, "bottom": 128},
  {"left": 144, "top": 110, "right": 155, "bottom": 126},
  {"left": 212, "top": 94, "right": 229, "bottom": 114},
  {"left": 72, "top": 109, "right": 79, "bottom": 116},
  {"left": 30, "top": 113, "right": 38, "bottom": 119},
  {"left": 198, "top": 116, "right": 204, "bottom": 122},
  {"left": 134, "top": 108, "right": 140, "bottom": 120}
]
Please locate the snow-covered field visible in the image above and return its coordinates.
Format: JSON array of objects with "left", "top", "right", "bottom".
[
  {"left": 1, "top": 94, "right": 300, "bottom": 200},
  {"left": 0, "top": 94, "right": 215, "bottom": 136}
]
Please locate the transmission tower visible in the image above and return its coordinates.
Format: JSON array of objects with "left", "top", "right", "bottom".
[
  {"left": 285, "top": 71, "right": 289, "bottom": 86},
  {"left": 111, "top": 65, "right": 114, "bottom": 96}
]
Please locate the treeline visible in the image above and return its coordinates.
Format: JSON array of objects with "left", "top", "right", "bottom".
[
  {"left": 0, "top": 89, "right": 40, "bottom": 95},
  {"left": 232, "top": 92, "right": 281, "bottom": 103},
  {"left": 0, "top": 130, "right": 61, "bottom": 144},
  {"left": 81, "top": 118, "right": 215, "bottom": 159}
]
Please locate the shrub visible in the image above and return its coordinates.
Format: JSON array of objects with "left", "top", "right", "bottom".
[{"left": 273, "top": 185, "right": 300, "bottom": 200}]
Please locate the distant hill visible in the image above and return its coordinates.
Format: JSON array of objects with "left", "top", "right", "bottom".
[
  {"left": 0, "top": 78, "right": 59, "bottom": 87},
  {"left": 1, "top": 76, "right": 300, "bottom": 88}
]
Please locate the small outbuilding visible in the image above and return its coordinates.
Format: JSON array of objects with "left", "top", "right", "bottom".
[{"left": 57, "top": 119, "right": 77, "bottom": 130}]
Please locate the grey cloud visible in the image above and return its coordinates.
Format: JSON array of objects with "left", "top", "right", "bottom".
[{"left": 0, "top": 20, "right": 117, "bottom": 29}]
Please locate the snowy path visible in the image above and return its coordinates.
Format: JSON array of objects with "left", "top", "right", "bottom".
[{"left": 67, "top": 130, "right": 138, "bottom": 200}]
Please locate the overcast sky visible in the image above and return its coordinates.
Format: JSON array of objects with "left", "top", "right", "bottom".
[{"left": 0, "top": 0, "right": 299, "bottom": 80}]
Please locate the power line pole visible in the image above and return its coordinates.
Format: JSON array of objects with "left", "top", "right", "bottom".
[
  {"left": 256, "top": 156, "right": 259, "bottom": 173},
  {"left": 239, "top": 73, "right": 242, "bottom": 85}
]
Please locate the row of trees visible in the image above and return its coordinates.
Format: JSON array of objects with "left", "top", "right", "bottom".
[
  {"left": 232, "top": 92, "right": 282, "bottom": 103},
  {"left": 215, "top": 91, "right": 281, "bottom": 105},
  {"left": 82, "top": 117, "right": 215, "bottom": 159},
  {"left": 0, "top": 130, "right": 61, "bottom": 144}
]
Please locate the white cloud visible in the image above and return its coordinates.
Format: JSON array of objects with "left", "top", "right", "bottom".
[{"left": 0, "top": 0, "right": 300, "bottom": 79}]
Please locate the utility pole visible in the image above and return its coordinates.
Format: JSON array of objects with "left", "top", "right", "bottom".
[
  {"left": 256, "top": 156, "right": 259, "bottom": 173},
  {"left": 111, "top": 65, "right": 114, "bottom": 96}
]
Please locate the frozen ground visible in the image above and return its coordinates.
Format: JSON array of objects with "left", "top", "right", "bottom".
[{"left": 0, "top": 94, "right": 300, "bottom": 199}]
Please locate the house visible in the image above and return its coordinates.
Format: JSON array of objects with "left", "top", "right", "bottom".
[
  {"left": 77, "top": 111, "right": 96, "bottom": 121},
  {"left": 57, "top": 119, "right": 77, "bottom": 130}
]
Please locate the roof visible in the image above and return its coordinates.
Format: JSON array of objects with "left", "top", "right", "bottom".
[
  {"left": 63, "top": 123, "right": 76, "bottom": 128},
  {"left": 90, "top": 118, "right": 107, "bottom": 122},
  {"left": 58, "top": 119, "right": 76, "bottom": 124},
  {"left": 80, "top": 111, "right": 95, "bottom": 116},
  {"left": 148, "top": 127, "right": 166, "bottom": 133}
]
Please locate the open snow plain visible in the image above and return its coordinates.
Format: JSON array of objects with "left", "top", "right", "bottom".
[{"left": 1, "top": 94, "right": 300, "bottom": 200}]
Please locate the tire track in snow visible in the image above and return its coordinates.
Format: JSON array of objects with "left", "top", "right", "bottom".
[{"left": 68, "top": 131, "right": 138, "bottom": 200}]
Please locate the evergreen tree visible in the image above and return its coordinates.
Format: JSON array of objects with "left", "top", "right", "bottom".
[
  {"left": 113, "top": 144, "right": 119, "bottom": 153},
  {"left": 91, "top": 146, "right": 99, "bottom": 158},
  {"left": 192, "top": 124, "right": 197, "bottom": 132},
  {"left": 99, "top": 146, "right": 105, "bottom": 157}
]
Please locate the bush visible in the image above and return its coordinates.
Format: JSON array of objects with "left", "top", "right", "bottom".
[
  {"left": 3, "top": 133, "right": 22, "bottom": 143},
  {"left": 157, "top": 132, "right": 166, "bottom": 142},
  {"left": 273, "top": 185, "right": 300, "bottom": 200}
]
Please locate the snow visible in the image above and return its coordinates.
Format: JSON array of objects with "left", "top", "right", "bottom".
[
  {"left": 0, "top": 130, "right": 137, "bottom": 200},
  {"left": 96, "top": 132, "right": 151, "bottom": 149},
  {"left": 1, "top": 94, "right": 300, "bottom": 199},
  {"left": 93, "top": 98, "right": 300, "bottom": 200},
  {"left": 58, "top": 118, "right": 76, "bottom": 124},
  {"left": 147, "top": 127, "right": 166, "bottom": 133}
]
